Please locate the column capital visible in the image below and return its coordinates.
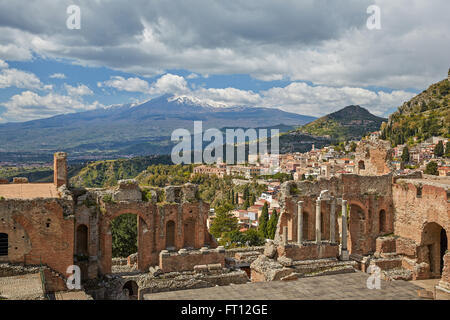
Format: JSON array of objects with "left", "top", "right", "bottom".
[{"left": 297, "top": 200, "right": 304, "bottom": 206}]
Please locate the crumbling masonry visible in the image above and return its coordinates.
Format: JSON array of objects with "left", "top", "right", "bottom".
[{"left": 265, "top": 140, "right": 449, "bottom": 296}]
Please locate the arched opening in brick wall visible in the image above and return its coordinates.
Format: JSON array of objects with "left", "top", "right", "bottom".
[
  {"left": 183, "top": 219, "right": 196, "bottom": 248},
  {"left": 166, "top": 220, "right": 176, "bottom": 249},
  {"left": 122, "top": 280, "right": 138, "bottom": 300},
  {"left": 416, "top": 186, "right": 422, "bottom": 198},
  {"left": 111, "top": 214, "right": 138, "bottom": 263},
  {"left": 349, "top": 204, "right": 366, "bottom": 255},
  {"left": 358, "top": 160, "right": 365, "bottom": 170},
  {"left": 379, "top": 210, "right": 386, "bottom": 234},
  {"left": 76, "top": 224, "right": 88, "bottom": 256},
  {"left": 422, "top": 223, "right": 448, "bottom": 277},
  {"left": 0, "top": 233, "right": 8, "bottom": 256}
]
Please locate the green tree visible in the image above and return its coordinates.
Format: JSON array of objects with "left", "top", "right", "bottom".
[
  {"left": 209, "top": 203, "right": 239, "bottom": 239},
  {"left": 258, "top": 202, "right": 269, "bottom": 238},
  {"left": 251, "top": 193, "right": 256, "bottom": 205},
  {"left": 434, "top": 140, "right": 444, "bottom": 157},
  {"left": 243, "top": 186, "right": 249, "bottom": 201},
  {"left": 111, "top": 214, "right": 137, "bottom": 258},
  {"left": 350, "top": 141, "right": 357, "bottom": 152},
  {"left": 220, "top": 229, "right": 265, "bottom": 247},
  {"left": 243, "top": 198, "right": 250, "bottom": 210},
  {"left": 267, "top": 209, "right": 279, "bottom": 240},
  {"left": 446, "top": 141, "right": 450, "bottom": 158},
  {"left": 401, "top": 146, "right": 410, "bottom": 163},
  {"left": 243, "top": 229, "right": 266, "bottom": 246},
  {"left": 424, "top": 161, "right": 439, "bottom": 175}
]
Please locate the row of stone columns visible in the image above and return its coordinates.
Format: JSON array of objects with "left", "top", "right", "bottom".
[{"left": 294, "top": 197, "right": 349, "bottom": 260}]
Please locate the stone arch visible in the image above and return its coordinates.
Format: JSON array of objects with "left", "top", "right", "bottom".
[
  {"left": 99, "top": 207, "right": 151, "bottom": 275},
  {"left": 379, "top": 209, "right": 386, "bottom": 234},
  {"left": 76, "top": 224, "right": 88, "bottom": 256},
  {"left": 421, "top": 222, "right": 448, "bottom": 276},
  {"left": 183, "top": 218, "right": 196, "bottom": 248},
  {"left": 166, "top": 220, "right": 176, "bottom": 249},
  {"left": 349, "top": 203, "right": 367, "bottom": 255},
  {"left": 122, "top": 280, "right": 138, "bottom": 300},
  {"left": 0, "top": 233, "right": 8, "bottom": 256}
]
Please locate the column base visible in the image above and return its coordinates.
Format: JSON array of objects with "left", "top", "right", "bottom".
[{"left": 340, "top": 249, "right": 349, "bottom": 261}]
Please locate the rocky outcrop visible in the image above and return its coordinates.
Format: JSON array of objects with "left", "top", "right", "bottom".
[{"left": 250, "top": 255, "right": 294, "bottom": 282}]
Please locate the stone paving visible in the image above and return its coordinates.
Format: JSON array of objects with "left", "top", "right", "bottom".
[
  {"left": 144, "top": 271, "right": 423, "bottom": 300},
  {"left": 0, "top": 273, "right": 44, "bottom": 300}
]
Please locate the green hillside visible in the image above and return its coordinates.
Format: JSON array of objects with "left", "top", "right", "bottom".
[
  {"left": 381, "top": 75, "right": 450, "bottom": 146},
  {"left": 69, "top": 155, "right": 172, "bottom": 188},
  {"left": 0, "top": 165, "right": 83, "bottom": 183},
  {"left": 298, "top": 105, "right": 386, "bottom": 142}
]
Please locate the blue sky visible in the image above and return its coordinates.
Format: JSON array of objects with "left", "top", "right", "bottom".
[{"left": 0, "top": 0, "right": 449, "bottom": 123}]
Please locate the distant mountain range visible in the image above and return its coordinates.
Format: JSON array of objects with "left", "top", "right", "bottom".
[{"left": 0, "top": 95, "right": 315, "bottom": 162}]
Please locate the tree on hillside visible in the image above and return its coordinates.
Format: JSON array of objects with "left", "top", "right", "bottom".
[
  {"left": 401, "top": 146, "right": 410, "bottom": 163},
  {"left": 424, "top": 161, "right": 439, "bottom": 176},
  {"left": 350, "top": 141, "right": 357, "bottom": 152},
  {"left": 209, "top": 203, "right": 239, "bottom": 239},
  {"left": 446, "top": 141, "right": 450, "bottom": 158},
  {"left": 258, "top": 202, "right": 269, "bottom": 238},
  {"left": 267, "top": 209, "right": 279, "bottom": 240},
  {"left": 434, "top": 140, "right": 444, "bottom": 157}
]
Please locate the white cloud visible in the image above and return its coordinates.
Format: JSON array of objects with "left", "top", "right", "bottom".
[
  {"left": 99, "top": 76, "right": 150, "bottom": 93},
  {"left": 0, "top": 67, "right": 47, "bottom": 90},
  {"left": 64, "top": 84, "right": 93, "bottom": 96},
  {"left": 0, "top": 59, "right": 8, "bottom": 69},
  {"left": 186, "top": 73, "right": 199, "bottom": 79},
  {"left": 1, "top": 90, "right": 103, "bottom": 122},
  {"left": 0, "top": 1, "right": 447, "bottom": 90},
  {"left": 148, "top": 73, "right": 189, "bottom": 95},
  {"left": 166, "top": 74, "right": 415, "bottom": 117},
  {"left": 49, "top": 73, "right": 66, "bottom": 79}
]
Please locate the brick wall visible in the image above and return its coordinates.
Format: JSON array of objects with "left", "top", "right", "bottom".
[
  {"left": 277, "top": 243, "right": 339, "bottom": 260},
  {"left": 0, "top": 199, "right": 74, "bottom": 276},
  {"left": 159, "top": 249, "right": 225, "bottom": 273}
]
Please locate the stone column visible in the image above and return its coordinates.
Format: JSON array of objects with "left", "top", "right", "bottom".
[
  {"left": 297, "top": 201, "right": 304, "bottom": 244},
  {"left": 340, "top": 200, "right": 349, "bottom": 261},
  {"left": 283, "top": 226, "right": 288, "bottom": 245},
  {"left": 330, "top": 197, "right": 336, "bottom": 244},
  {"left": 315, "top": 199, "right": 321, "bottom": 244}
]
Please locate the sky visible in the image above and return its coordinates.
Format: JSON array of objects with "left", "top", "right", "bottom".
[{"left": 0, "top": 0, "right": 449, "bottom": 123}]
